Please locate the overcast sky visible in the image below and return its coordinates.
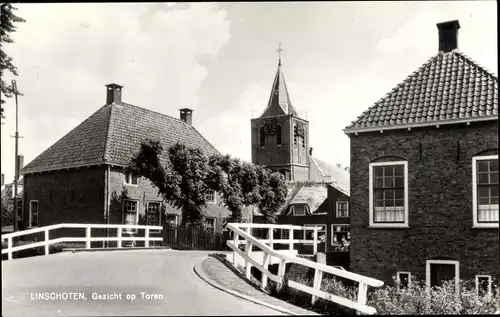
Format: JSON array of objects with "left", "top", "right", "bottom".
[{"left": 1, "top": 1, "right": 497, "bottom": 182}]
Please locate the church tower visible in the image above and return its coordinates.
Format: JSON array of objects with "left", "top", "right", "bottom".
[{"left": 251, "top": 45, "right": 310, "bottom": 181}]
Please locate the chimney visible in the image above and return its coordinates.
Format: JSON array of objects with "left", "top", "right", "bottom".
[
  {"left": 436, "top": 20, "right": 460, "bottom": 53},
  {"left": 105, "top": 83, "right": 123, "bottom": 105},
  {"left": 309, "top": 147, "right": 313, "bottom": 156},
  {"left": 179, "top": 108, "right": 193, "bottom": 126}
]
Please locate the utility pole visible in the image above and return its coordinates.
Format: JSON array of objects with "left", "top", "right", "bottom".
[{"left": 11, "top": 80, "right": 23, "bottom": 232}]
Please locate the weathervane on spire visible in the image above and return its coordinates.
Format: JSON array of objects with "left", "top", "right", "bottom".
[{"left": 277, "top": 42, "right": 283, "bottom": 66}]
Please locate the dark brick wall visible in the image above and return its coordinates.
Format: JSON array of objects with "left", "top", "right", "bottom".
[{"left": 349, "top": 121, "right": 499, "bottom": 285}]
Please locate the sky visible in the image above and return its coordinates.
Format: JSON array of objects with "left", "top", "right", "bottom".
[{"left": 0, "top": 1, "right": 497, "bottom": 183}]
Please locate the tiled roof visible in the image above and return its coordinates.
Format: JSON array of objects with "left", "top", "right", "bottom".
[
  {"left": 287, "top": 183, "right": 329, "bottom": 215},
  {"left": 260, "top": 61, "right": 298, "bottom": 118},
  {"left": 311, "top": 156, "right": 350, "bottom": 195},
  {"left": 22, "top": 103, "right": 220, "bottom": 174},
  {"left": 344, "top": 50, "right": 498, "bottom": 133}
]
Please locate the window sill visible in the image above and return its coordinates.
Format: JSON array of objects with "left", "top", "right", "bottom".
[
  {"left": 472, "top": 224, "right": 499, "bottom": 229},
  {"left": 368, "top": 224, "right": 409, "bottom": 229}
]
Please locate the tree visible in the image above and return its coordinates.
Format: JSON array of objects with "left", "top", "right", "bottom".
[
  {"left": 127, "top": 140, "right": 287, "bottom": 226},
  {"left": 1, "top": 3, "right": 26, "bottom": 118},
  {"left": 1, "top": 191, "right": 13, "bottom": 227}
]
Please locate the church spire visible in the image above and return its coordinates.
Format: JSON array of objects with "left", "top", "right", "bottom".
[{"left": 259, "top": 43, "right": 298, "bottom": 118}]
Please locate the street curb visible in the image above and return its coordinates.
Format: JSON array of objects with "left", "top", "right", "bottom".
[
  {"left": 193, "top": 259, "right": 300, "bottom": 316},
  {"left": 62, "top": 246, "right": 172, "bottom": 253}
]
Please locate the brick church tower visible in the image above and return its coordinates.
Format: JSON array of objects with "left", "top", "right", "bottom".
[{"left": 251, "top": 48, "right": 310, "bottom": 181}]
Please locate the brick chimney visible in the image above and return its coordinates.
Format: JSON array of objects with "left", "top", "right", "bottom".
[
  {"left": 106, "top": 83, "right": 123, "bottom": 105},
  {"left": 436, "top": 20, "right": 460, "bottom": 53},
  {"left": 179, "top": 108, "right": 193, "bottom": 126}
]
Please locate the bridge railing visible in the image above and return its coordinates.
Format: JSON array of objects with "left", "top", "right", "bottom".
[
  {"left": 226, "top": 223, "right": 384, "bottom": 315},
  {"left": 1, "top": 223, "right": 163, "bottom": 260}
]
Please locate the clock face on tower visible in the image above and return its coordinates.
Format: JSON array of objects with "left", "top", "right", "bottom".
[{"left": 263, "top": 119, "right": 278, "bottom": 136}]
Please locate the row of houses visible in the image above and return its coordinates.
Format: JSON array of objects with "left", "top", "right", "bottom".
[{"left": 6, "top": 19, "right": 498, "bottom": 294}]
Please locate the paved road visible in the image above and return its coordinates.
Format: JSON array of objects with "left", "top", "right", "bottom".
[{"left": 2, "top": 250, "right": 287, "bottom": 316}]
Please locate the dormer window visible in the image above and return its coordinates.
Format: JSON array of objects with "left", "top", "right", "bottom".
[
  {"left": 290, "top": 203, "right": 309, "bottom": 216},
  {"left": 125, "top": 172, "right": 138, "bottom": 186},
  {"left": 260, "top": 127, "right": 265, "bottom": 147},
  {"left": 276, "top": 125, "right": 282, "bottom": 146}
]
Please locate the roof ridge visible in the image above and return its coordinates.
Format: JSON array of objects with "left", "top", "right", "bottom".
[
  {"left": 103, "top": 104, "right": 114, "bottom": 163},
  {"left": 346, "top": 52, "right": 441, "bottom": 129},
  {"left": 309, "top": 154, "right": 326, "bottom": 176},
  {"left": 453, "top": 50, "right": 499, "bottom": 80},
  {"left": 121, "top": 102, "right": 186, "bottom": 123}
]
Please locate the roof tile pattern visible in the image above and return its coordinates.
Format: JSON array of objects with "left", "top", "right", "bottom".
[
  {"left": 345, "top": 51, "right": 498, "bottom": 131},
  {"left": 22, "top": 103, "right": 220, "bottom": 174}
]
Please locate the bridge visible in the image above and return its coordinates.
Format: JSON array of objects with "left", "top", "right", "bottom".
[{"left": 2, "top": 223, "right": 384, "bottom": 316}]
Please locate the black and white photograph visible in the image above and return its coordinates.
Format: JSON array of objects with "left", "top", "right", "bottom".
[{"left": 1, "top": 1, "right": 498, "bottom": 316}]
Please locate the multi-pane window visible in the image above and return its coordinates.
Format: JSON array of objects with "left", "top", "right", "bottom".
[
  {"left": 206, "top": 218, "right": 216, "bottom": 231},
  {"left": 475, "top": 157, "right": 499, "bottom": 223},
  {"left": 123, "top": 200, "right": 138, "bottom": 233},
  {"left": 476, "top": 275, "right": 492, "bottom": 297},
  {"left": 331, "top": 224, "right": 350, "bottom": 246},
  {"left": 205, "top": 191, "right": 216, "bottom": 204},
  {"left": 304, "top": 224, "right": 326, "bottom": 242},
  {"left": 146, "top": 202, "right": 161, "bottom": 226},
  {"left": 291, "top": 204, "right": 307, "bottom": 216},
  {"left": 397, "top": 272, "right": 411, "bottom": 290},
  {"left": 125, "top": 173, "right": 138, "bottom": 185},
  {"left": 29, "top": 200, "right": 38, "bottom": 227},
  {"left": 372, "top": 163, "right": 406, "bottom": 223},
  {"left": 260, "top": 127, "right": 265, "bottom": 146},
  {"left": 276, "top": 125, "right": 282, "bottom": 146},
  {"left": 336, "top": 201, "right": 349, "bottom": 218}
]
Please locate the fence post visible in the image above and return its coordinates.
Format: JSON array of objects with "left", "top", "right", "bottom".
[
  {"left": 277, "top": 258, "right": 287, "bottom": 291},
  {"left": 356, "top": 282, "right": 368, "bottom": 315},
  {"left": 86, "top": 227, "right": 91, "bottom": 249},
  {"left": 311, "top": 268, "right": 323, "bottom": 305},
  {"left": 145, "top": 228, "right": 150, "bottom": 248},
  {"left": 261, "top": 252, "right": 270, "bottom": 290},
  {"left": 269, "top": 228, "right": 274, "bottom": 249},
  {"left": 289, "top": 228, "right": 294, "bottom": 251},
  {"left": 45, "top": 229, "right": 50, "bottom": 255},
  {"left": 232, "top": 233, "right": 239, "bottom": 266},
  {"left": 313, "top": 228, "right": 318, "bottom": 255},
  {"left": 117, "top": 228, "right": 122, "bottom": 248},
  {"left": 7, "top": 236, "right": 12, "bottom": 260},
  {"left": 245, "top": 240, "right": 253, "bottom": 279}
]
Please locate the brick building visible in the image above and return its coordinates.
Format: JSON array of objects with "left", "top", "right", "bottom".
[
  {"left": 20, "top": 84, "right": 231, "bottom": 234},
  {"left": 344, "top": 20, "right": 498, "bottom": 293}
]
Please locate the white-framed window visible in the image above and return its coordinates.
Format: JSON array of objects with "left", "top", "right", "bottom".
[
  {"left": 206, "top": 218, "right": 216, "bottom": 231},
  {"left": 290, "top": 204, "right": 308, "bottom": 216},
  {"left": 336, "top": 201, "right": 349, "bottom": 218},
  {"left": 369, "top": 161, "right": 409, "bottom": 228},
  {"left": 472, "top": 155, "right": 499, "bottom": 228},
  {"left": 304, "top": 224, "right": 326, "bottom": 241},
  {"left": 166, "top": 214, "right": 178, "bottom": 227},
  {"left": 396, "top": 271, "right": 412, "bottom": 290},
  {"left": 476, "top": 275, "right": 492, "bottom": 297},
  {"left": 122, "top": 200, "right": 139, "bottom": 233},
  {"left": 29, "top": 200, "right": 39, "bottom": 228},
  {"left": 331, "top": 224, "right": 350, "bottom": 246},
  {"left": 205, "top": 191, "right": 216, "bottom": 204},
  {"left": 124, "top": 172, "right": 138, "bottom": 186},
  {"left": 426, "top": 260, "right": 460, "bottom": 294},
  {"left": 146, "top": 201, "right": 161, "bottom": 226}
]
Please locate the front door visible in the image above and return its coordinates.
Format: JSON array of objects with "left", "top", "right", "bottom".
[{"left": 430, "top": 263, "right": 456, "bottom": 287}]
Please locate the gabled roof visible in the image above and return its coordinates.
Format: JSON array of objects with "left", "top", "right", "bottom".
[
  {"left": 310, "top": 156, "right": 350, "bottom": 195},
  {"left": 259, "top": 60, "right": 298, "bottom": 118},
  {"left": 344, "top": 50, "right": 498, "bottom": 134},
  {"left": 22, "top": 103, "right": 220, "bottom": 174}
]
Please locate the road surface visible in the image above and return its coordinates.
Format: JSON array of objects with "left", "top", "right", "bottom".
[{"left": 2, "top": 250, "right": 286, "bottom": 316}]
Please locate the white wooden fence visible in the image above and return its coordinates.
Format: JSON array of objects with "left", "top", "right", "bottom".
[
  {"left": 1, "top": 223, "right": 163, "bottom": 260},
  {"left": 226, "top": 223, "right": 384, "bottom": 315}
]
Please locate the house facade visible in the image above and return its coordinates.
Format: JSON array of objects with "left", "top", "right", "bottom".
[
  {"left": 20, "top": 84, "right": 231, "bottom": 236},
  {"left": 344, "top": 20, "right": 498, "bottom": 293}
]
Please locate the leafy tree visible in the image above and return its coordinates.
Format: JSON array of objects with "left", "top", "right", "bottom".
[
  {"left": 1, "top": 3, "right": 26, "bottom": 118},
  {"left": 1, "top": 191, "right": 13, "bottom": 226},
  {"left": 127, "top": 140, "right": 287, "bottom": 226}
]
